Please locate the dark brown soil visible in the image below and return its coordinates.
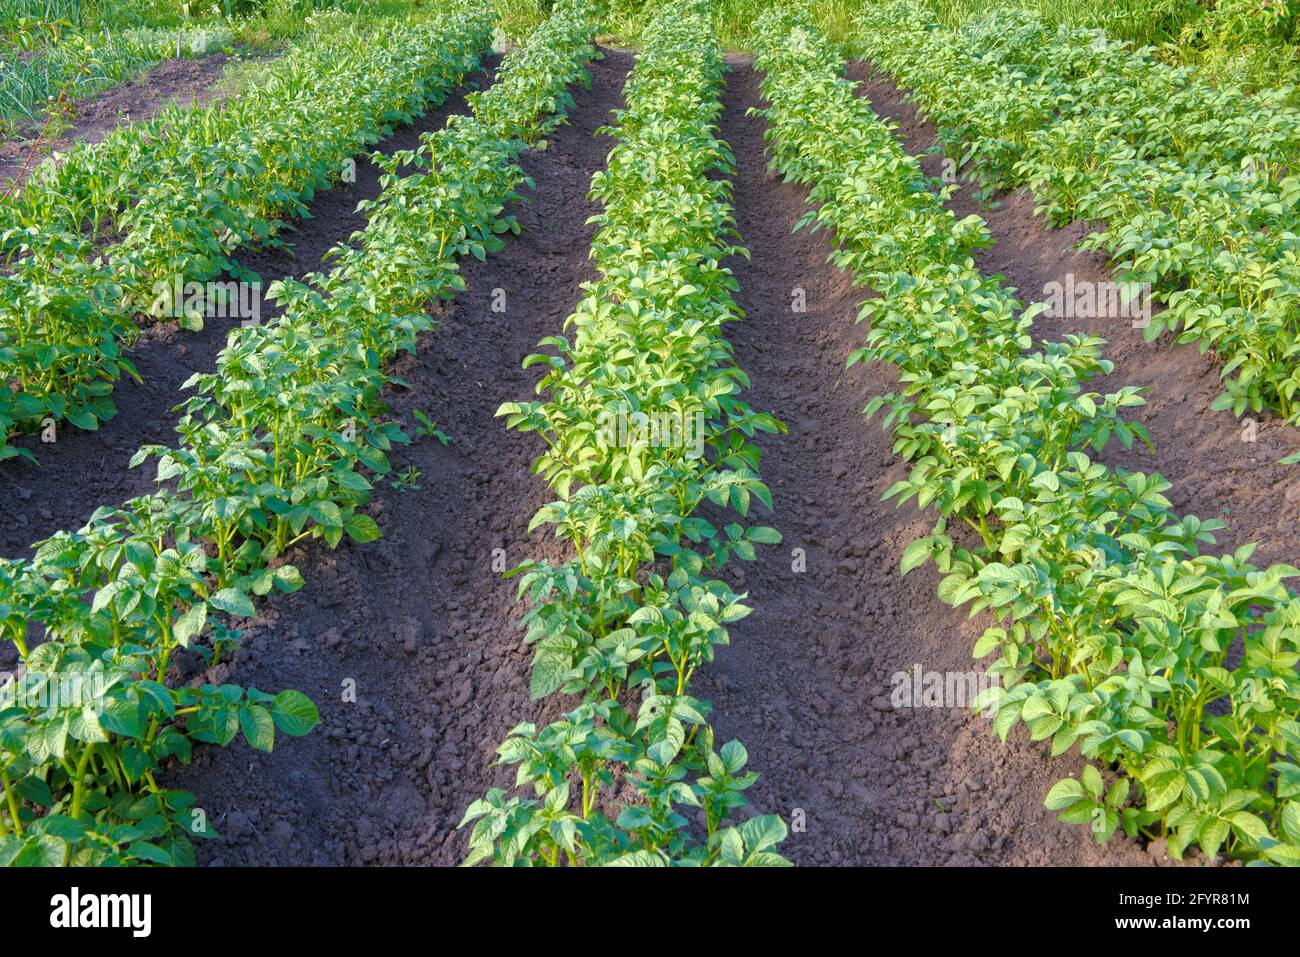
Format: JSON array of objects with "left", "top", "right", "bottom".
[
  {"left": 1, "top": 50, "right": 245, "bottom": 189},
  {"left": 0, "top": 60, "right": 499, "bottom": 559},
  {"left": 163, "top": 51, "right": 632, "bottom": 866},
  {"left": 848, "top": 62, "right": 1300, "bottom": 570}
]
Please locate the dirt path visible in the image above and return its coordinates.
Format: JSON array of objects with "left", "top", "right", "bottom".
[
  {"left": 0, "top": 60, "right": 499, "bottom": 559},
  {"left": 703, "top": 57, "right": 1149, "bottom": 867},
  {"left": 849, "top": 63, "right": 1300, "bottom": 569},
  {"left": 165, "top": 51, "right": 631, "bottom": 866}
]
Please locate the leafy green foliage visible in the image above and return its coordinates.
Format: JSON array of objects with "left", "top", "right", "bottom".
[
  {"left": 853, "top": 1, "right": 1300, "bottom": 434},
  {"left": 753, "top": 7, "right": 1300, "bottom": 865},
  {"left": 461, "top": 0, "right": 790, "bottom": 867},
  {"left": 0, "top": 7, "right": 493, "bottom": 463},
  {"left": 0, "top": 505, "right": 320, "bottom": 865},
  {"left": 0, "top": 0, "right": 601, "bottom": 867}
]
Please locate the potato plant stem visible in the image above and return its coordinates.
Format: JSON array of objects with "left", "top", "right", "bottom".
[
  {"left": 0, "top": 768, "right": 21, "bottom": 837},
  {"left": 69, "top": 744, "right": 94, "bottom": 819}
]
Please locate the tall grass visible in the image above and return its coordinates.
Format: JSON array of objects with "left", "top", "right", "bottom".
[
  {"left": 492, "top": 0, "right": 552, "bottom": 42},
  {"left": 1, "top": 0, "right": 197, "bottom": 33},
  {"left": 0, "top": 0, "right": 85, "bottom": 29},
  {"left": 489, "top": 0, "right": 652, "bottom": 47},
  {"left": 718, "top": 0, "right": 867, "bottom": 47}
]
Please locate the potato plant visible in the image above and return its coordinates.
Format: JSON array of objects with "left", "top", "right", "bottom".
[
  {"left": 0, "top": 0, "right": 600, "bottom": 867},
  {"left": 752, "top": 7, "right": 1300, "bottom": 866},
  {"left": 852, "top": 1, "right": 1300, "bottom": 436},
  {"left": 460, "top": 0, "right": 790, "bottom": 867}
]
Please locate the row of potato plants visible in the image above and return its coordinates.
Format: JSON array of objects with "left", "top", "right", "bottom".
[
  {"left": 851, "top": 1, "right": 1300, "bottom": 436},
  {"left": 0, "top": 5, "right": 493, "bottom": 465},
  {"left": 459, "top": 0, "right": 791, "bottom": 867},
  {"left": 0, "top": 2, "right": 598, "bottom": 866},
  {"left": 752, "top": 7, "right": 1300, "bottom": 865}
]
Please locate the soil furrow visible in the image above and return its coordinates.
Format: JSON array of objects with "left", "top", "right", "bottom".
[
  {"left": 849, "top": 62, "right": 1300, "bottom": 569},
  {"left": 0, "top": 59, "right": 499, "bottom": 559},
  {"left": 705, "top": 57, "right": 1149, "bottom": 866},
  {"left": 165, "top": 51, "right": 631, "bottom": 866}
]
